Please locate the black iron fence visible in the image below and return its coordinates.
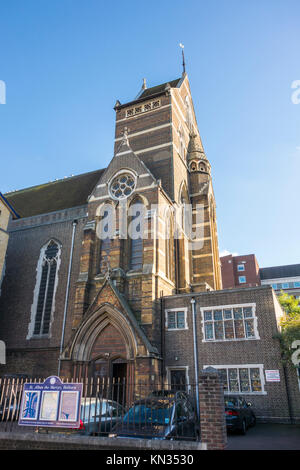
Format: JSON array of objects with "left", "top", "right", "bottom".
[{"left": 0, "top": 376, "right": 200, "bottom": 441}]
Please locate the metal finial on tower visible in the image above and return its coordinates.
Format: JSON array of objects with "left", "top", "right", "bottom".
[{"left": 179, "top": 43, "right": 186, "bottom": 75}]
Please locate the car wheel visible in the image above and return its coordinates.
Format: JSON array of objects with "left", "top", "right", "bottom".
[{"left": 240, "top": 419, "right": 247, "bottom": 435}]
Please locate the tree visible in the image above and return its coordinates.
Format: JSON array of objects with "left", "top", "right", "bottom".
[{"left": 277, "top": 292, "right": 300, "bottom": 365}]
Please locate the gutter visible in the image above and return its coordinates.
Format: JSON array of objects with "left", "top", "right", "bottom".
[{"left": 191, "top": 298, "right": 200, "bottom": 419}]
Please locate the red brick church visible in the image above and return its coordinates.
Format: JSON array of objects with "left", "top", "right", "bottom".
[{"left": 0, "top": 72, "right": 299, "bottom": 422}]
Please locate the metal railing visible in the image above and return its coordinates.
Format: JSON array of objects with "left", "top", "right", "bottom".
[{"left": 0, "top": 376, "right": 200, "bottom": 441}]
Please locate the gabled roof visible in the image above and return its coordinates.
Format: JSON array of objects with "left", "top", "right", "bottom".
[
  {"left": 108, "top": 279, "right": 159, "bottom": 355},
  {"left": 115, "top": 78, "right": 182, "bottom": 109},
  {"left": 139, "top": 78, "right": 181, "bottom": 99},
  {"left": 4, "top": 169, "right": 104, "bottom": 218},
  {"left": 0, "top": 192, "right": 20, "bottom": 219},
  {"left": 260, "top": 264, "right": 300, "bottom": 280}
]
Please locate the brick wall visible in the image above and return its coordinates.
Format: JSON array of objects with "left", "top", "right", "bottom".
[
  {"left": 163, "top": 285, "right": 300, "bottom": 423},
  {"left": 198, "top": 370, "right": 227, "bottom": 450},
  {"left": 0, "top": 206, "right": 87, "bottom": 376}
]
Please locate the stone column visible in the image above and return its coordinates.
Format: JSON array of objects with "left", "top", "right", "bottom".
[{"left": 198, "top": 369, "right": 227, "bottom": 450}]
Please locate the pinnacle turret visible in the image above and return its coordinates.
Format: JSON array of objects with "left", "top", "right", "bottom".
[{"left": 187, "top": 132, "right": 211, "bottom": 174}]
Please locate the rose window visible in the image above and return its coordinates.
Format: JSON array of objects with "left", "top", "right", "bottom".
[{"left": 110, "top": 173, "right": 136, "bottom": 199}]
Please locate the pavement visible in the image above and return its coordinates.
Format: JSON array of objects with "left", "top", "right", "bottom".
[{"left": 226, "top": 423, "right": 300, "bottom": 450}]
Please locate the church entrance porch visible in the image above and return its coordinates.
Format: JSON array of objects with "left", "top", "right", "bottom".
[{"left": 60, "top": 294, "right": 162, "bottom": 405}]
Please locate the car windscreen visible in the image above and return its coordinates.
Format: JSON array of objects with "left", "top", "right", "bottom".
[
  {"left": 123, "top": 402, "right": 173, "bottom": 426},
  {"left": 80, "top": 401, "right": 109, "bottom": 421}
]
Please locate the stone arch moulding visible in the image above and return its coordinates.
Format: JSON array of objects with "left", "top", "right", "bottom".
[
  {"left": 128, "top": 193, "right": 149, "bottom": 208},
  {"left": 178, "top": 180, "right": 190, "bottom": 205},
  {"left": 67, "top": 303, "right": 139, "bottom": 363},
  {"left": 95, "top": 199, "right": 116, "bottom": 213}
]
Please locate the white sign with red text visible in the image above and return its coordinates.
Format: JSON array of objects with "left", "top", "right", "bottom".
[{"left": 265, "top": 370, "right": 280, "bottom": 382}]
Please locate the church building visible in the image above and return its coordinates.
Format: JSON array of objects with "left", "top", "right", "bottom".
[{"left": 0, "top": 72, "right": 299, "bottom": 422}]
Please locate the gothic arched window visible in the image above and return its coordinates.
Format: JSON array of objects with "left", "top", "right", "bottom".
[
  {"left": 165, "top": 208, "right": 174, "bottom": 281},
  {"left": 28, "top": 240, "right": 61, "bottom": 338},
  {"left": 129, "top": 199, "right": 144, "bottom": 271},
  {"left": 99, "top": 207, "right": 114, "bottom": 273},
  {"left": 178, "top": 126, "right": 185, "bottom": 160},
  {"left": 185, "top": 96, "right": 193, "bottom": 132},
  {"left": 189, "top": 161, "right": 198, "bottom": 172}
]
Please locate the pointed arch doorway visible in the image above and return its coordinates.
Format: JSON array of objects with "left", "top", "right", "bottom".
[
  {"left": 69, "top": 304, "right": 137, "bottom": 404},
  {"left": 89, "top": 355, "right": 132, "bottom": 404}
]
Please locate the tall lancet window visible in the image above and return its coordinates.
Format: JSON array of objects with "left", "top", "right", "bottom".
[
  {"left": 185, "top": 96, "right": 193, "bottom": 132},
  {"left": 165, "top": 209, "right": 174, "bottom": 281},
  {"left": 178, "top": 125, "right": 185, "bottom": 160},
  {"left": 28, "top": 240, "right": 61, "bottom": 338},
  {"left": 99, "top": 209, "right": 113, "bottom": 273},
  {"left": 129, "top": 199, "right": 144, "bottom": 271}
]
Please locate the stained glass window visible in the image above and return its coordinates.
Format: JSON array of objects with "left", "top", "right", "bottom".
[
  {"left": 203, "top": 305, "right": 257, "bottom": 341},
  {"left": 208, "top": 366, "right": 264, "bottom": 394}
]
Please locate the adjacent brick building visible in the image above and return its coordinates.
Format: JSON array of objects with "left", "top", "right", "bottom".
[
  {"left": 220, "top": 253, "right": 261, "bottom": 289},
  {"left": 221, "top": 254, "right": 300, "bottom": 302},
  {"left": 0, "top": 73, "right": 299, "bottom": 423}
]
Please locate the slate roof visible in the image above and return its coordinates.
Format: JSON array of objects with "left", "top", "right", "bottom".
[
  {"left": 260, "top": 264, "right": 300, "bottom": 280},
  {"left": 139, "top": 78, "right": 181, "bottom": 99},
  {"left": 4, "top": 169, "right": 104, "bottom": 218},
  {"left": 116, "top": 78, "right": 182, "bottom": 109},
  {"left": 0, "top": 192, "right": 20, "bottom": 219}
]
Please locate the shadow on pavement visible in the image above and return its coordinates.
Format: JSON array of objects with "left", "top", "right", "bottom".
[{"left": 226, "top": 423, "right": 300, "bottom": 450}]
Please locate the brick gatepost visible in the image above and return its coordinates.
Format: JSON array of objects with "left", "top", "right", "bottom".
[{"left": 198, "top": 369, "right": 227, "bottom": 450}]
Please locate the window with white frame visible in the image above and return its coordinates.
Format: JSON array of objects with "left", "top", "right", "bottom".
[
  {"left": 201, "top": 304, "right": 259, "bottom": 342},
  {"left": 166, "top": 367, "right": 189, "bottom": 390},
  {"left": 239, "top": 276, "right": 246, "bottom": 284},
  {"left": 165, "top": 309, "right": 187, "bottom": 330},
  {"left": 204, "top": 365, "right": 266, "bottom": 394},
  {"left": 237, "top": 264, "right": 245, "bottom": 271}
]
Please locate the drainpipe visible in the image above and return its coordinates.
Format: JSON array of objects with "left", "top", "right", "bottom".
[
  {"left": 191, "top": 297, "right": 200, "bottom": 419},
  {"left": 58, "top": 219, "right": 78, "bottom": 376},
  {"left": 160, "top": 293, "right": 165, "bottom": 382}
]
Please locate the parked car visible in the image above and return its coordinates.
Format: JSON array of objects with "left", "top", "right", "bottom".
[
  {"left": 109, "top": 395, "right": 200, "bottom": 441},
  {"left": 0, "top": 390, "right": 21, "bottom": 421},
  {"left": 148, "top": 390, "right": 198, "bottom": 415},
  {"left": 79, "top": 398, "right": 125, "bottom": 436},
  {"left": 225, "top": 395, "right": 256, "bottom": 434},
  {"left": 148, "top": 390, "right": 189, "bottom": 400},
  {"left": 38, "top": 398, "right": 125, "bottom": 436}
]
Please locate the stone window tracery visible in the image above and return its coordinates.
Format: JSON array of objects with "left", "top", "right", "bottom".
[
  {"left": 109, "top": 173, "right": 136, "bottom": 200},
  {"left": 125, "top": 99, "right": 161, "bottom": 118},
  {"left": 28, "top": 240, "right": 61, "bottom": 338}
]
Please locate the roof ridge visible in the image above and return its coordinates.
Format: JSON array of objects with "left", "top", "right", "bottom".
[
  {"left": 260, "top": 263, "right": 300, "bottom": 270},
  {"left": 4, "top": 168, "right": 105, "bottom": 197}
]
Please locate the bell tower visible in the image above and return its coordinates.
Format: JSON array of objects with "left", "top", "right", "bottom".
[{"left": 187, "top": 132, "right": 222, "bottom": 291}]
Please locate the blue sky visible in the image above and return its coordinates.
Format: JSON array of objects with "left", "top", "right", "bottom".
[{"left": 0, "top": 0, "right": 299, "bottom": 268}]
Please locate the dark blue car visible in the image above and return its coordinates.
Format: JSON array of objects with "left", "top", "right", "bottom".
[{"left": 225, "top": 395, "right": 256, "bottom": 434}]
